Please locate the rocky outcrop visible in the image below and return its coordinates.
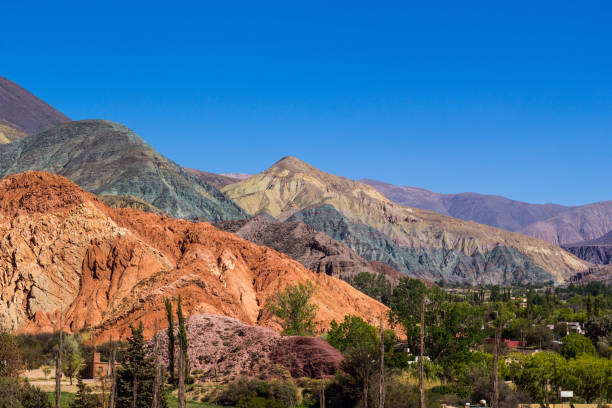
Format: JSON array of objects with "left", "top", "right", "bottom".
[
  {"left": 215, "top": 216, "right": 402, "bottom": 282},
  {"left": 184, "top": 168, "right": 242, "bottom": 189},
  {"left": 563, "top": 230, "right": 612, "bottom": 265},
  {"left": 0, "top": 172, "right": 388, "bottom": 340},
  {"left": 99, "top": 194, "right": 166, "bottom": 215},
  {"left": 222, "top": 157, "right": 590, "bottom": 284},
  {"left": 151, "top": 314, "right": 342, "bottom": 381},
  {"left": 564, "top": 265, "right": 612, "bottom": 286},
  {"left": 0, "top": 120, "right": 248, "bottom": 221},
  {"left": 0, "top": 75, "right": 69, "bottom": 143}
]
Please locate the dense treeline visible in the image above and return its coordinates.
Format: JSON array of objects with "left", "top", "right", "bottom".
[{"left": 1, "top": 278, "right": 611, "bottom": 408}]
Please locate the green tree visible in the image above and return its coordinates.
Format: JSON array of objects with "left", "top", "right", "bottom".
[
  {"left": 116, "top": 323, "right": 167, "bottom": 408},
  {"left": 489, "top": 303, "right": 514, "bottom": 408},
  {"left": 503, "top": 318, "right": 530, "bottom": 342},
  {"left": 165, "top": 297, "right": 175, "bottom": 384},
  {"left": 389, "top": 278, "right": 434, "bottom": 408},
  {"left": 328, "top": 315, "right": 379, "bottom": 408},
  {"left": 70, "top": 372, "right": 100, "bottom": 408},
  {"left": 0, "top": 331, "right": 23, "bottom": 377},
  {"left": 560, "top": 333, "right": 597, "bottom": 359},
  {"left": 516, "top": 351, "right": 567, "bottom": 404},
  {"left": 350, "top": 272, "right": 392, "bottom": 305},
  {"left": 269, "top": 282, "right": 318, "bottom": 336},
  {"left": 525, "top": 325, "right": 553, "bottom": 349},
  {"left": 564, "top": 355, "right": 612, "bottom": 403},
  {"left": 61, "top": 335, "right": 84, "bottom": 385},
  {"left": 585, "top": 313, "right": 612, "bottom": 344},
  {"left": 0, "top": 378, "right": 52, "bottom": 408},
  {"left": 20, "top": 380, "right": 52, "bottom": 408},
  {"left": 176, "top": 295, "right": 190, "bottom": 380},
  {"left": 390, "top": 278, "right": 484, "bottom": 366}
]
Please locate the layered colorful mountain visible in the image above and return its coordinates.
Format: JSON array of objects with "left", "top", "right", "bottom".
[
  {"left": 215, "top": 216, "right": 402, "bottom": 282},
  {"left": 222, "top": 157, "right": 589, "bottom": 285},
  {"left": 0, "top": 75, "right": 70, "bottom": 143},
  {"left": 0, "top": 171, "right": 388, "bottom": 340},
  {"left": 0, "top": 120, "right": 247, "bottom": 221},
  {"left": 363, "top": 178, "right": 612, "bottom": 246}
]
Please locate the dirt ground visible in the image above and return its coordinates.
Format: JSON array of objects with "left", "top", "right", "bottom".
[{"left": 23, "top": 369, "right": 102, "bottom": 393}]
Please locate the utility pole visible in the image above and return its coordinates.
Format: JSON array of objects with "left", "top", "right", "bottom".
[
  {"left": 418, "top": 301, "right": 425, "bottom": 408},
  {"left": 152, "top": 321, "right": 162, "bottom": 408},
  {"left": 319, "top": 382, "right": 326, "bottom": 408},
  {"left": 109, "top": 335, "right": 117, "bottom": 408},
  {"left": 491, "top": 315, "right": 501, "bottom": 408},
  {"left": 378, "top": 312, "right": 385, "bottom": 408},
  {"left": 55, "top": 309, "right": 63, "bottom": 408},
  {"left": 178, "top": 341, "right": 186, "bottom": 408}
]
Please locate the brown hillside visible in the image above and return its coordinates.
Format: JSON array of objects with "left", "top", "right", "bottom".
[{"left": 0, "top": 171, "right": 388, "bottom": 340}]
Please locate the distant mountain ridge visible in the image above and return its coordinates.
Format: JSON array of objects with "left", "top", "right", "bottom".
[
  {"left": 0, "top": 119, "right": 248, "bottom": 221},
  {"left": 0, "top": 75, "right": 70, "bottom": 143},
  {"left": 362, "top": 178, "right": 612, "bottom": 246},
  {"left": 222, "top": 156, "right": 589, "bottom": 285}
]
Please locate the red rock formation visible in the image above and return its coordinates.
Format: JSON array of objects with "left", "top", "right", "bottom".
[{"left": 0, "top": 172, "right": 389, "bottom": 340}]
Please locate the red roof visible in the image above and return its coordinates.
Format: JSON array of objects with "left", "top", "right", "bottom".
[{"left": 503, "top": 339, "right": 526, "bottom": 348}]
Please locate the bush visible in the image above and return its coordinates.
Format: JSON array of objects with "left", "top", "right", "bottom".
[
  {"left": 0, "top": 378, "right": 52, "bottom": 408},
  {"left": 218, "top": 377, "right": 260, "bottom": 406},
  {"left": 236, "top": 396, "right": 286, "bottom": 408},
  {"left": 21, "top": 381, "right": 52, "bottom": 408},
  {"left": 268, "top": 380, "right": 299, "bottom": 407},
  {"left": 561, "top": 333, "right": 597, "bottom": 359}
]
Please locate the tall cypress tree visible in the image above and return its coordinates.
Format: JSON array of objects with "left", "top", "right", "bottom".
[
  {"left": 176, "top": 296, "right": 190, "bottom": 380},
  {"left": 164, "top": 297, "right": 175, "bottom": 384},
  {"left": 70, "top": 372, "right": 100, "bottom": 408},
  {"left": 116, "top": 323, "right": 167, "bottom": 408}
]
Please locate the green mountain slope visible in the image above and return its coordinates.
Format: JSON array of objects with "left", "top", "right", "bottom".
[{"left": 0, "top": 120, "right": 248, "bottom": 221}]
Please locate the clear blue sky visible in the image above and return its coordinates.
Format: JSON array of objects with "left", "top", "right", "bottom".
[{"left": 3, "top": 1, "right": 611, "bottom": 205}]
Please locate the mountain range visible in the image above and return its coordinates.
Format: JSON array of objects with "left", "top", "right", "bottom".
[
  {"left": 1, "top": 74, "right": 610, "bottom": 340},
  {"left": 0, "top": 75, "right": 70, "bottom": 143},
  {"left": 221, "top": 156, "right": 589, "bottom": 285},
  {"left": 0, "top": 171, "right": 388, "bottom": 339},
  {"left": 362, "top": 179, "right": 612, "bottom": 246},
  {"left": 0, "top": 119, "right": 247, "bottom": 221}
]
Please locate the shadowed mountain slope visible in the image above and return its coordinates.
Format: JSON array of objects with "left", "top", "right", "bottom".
[
  {"left": 222, "top": 156, "right": 589, "bottom": 285},
  {"left": 0, "top": 75, "right": 70, "bottom": 143},
  {"left": 0, "top": 120, "right": 248, "bottom": 221},
  {"left": 563, "top": 230, "right": 612, "bottom": 265},
  {"left": 0, "top": 171, "right": 388, "bottom": 339}
]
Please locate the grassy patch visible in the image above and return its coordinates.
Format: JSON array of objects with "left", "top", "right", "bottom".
[
  {"left": 166, "top": 393, "right": 224, "bottom": 408},
  {"left": 46, "top": 391, "right": 75, "bottom": 408},
  {"left": 45, "top": 390, "right": 225, "bottom": 408}
]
